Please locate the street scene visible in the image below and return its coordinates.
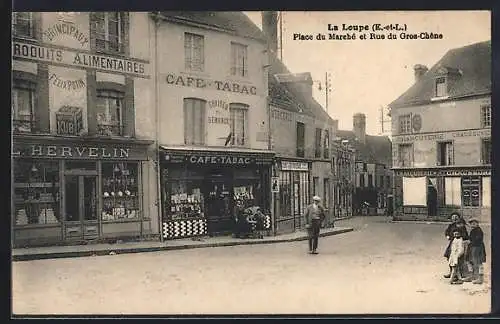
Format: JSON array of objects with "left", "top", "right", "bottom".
[
  {"left": 11, "top": 10, "right": 491, "bottom": 315},
  {"left": 13, "top": 217, "right": 491, "bottom": 314}
]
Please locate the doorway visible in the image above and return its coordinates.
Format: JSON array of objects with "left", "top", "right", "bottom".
[
  {"left": 203, "top": 171, "right": 233, "bottom": 235},
  {"left": 427, "top": 177, "right": 438, "bottom": 217},
  {"left": 64, "top": 175, "right": 99, "bottom": 240}
]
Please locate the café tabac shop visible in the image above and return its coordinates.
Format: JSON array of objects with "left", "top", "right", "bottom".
[
  {"left": 160, "top": 147, "right": 274, "bottom": 239},
  {"left": 12, "top": 136, "right": 153, "bottom": 247}
]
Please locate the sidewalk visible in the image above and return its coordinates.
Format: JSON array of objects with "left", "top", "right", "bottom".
[{"left": 12, "top": 226, "right": 353, "bottom": 262}]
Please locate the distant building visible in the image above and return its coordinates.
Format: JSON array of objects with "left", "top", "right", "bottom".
[
  {"left": 336, "top": 114, "right": 393, "bottom": 216},
  {"left": 389, "top": 41, "right": 491, "bottom": 222}
]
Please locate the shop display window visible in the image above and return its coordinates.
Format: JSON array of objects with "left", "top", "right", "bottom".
[
  {"left": 101, "top": 162, "right": 139, "bottom": 221},
  {"left": 14, "top": 160, "right": 60, "bottom": 225},
  {"left": 402, "top": 176, "right": 426, "bottom": 206},
  {"left": 165, "top": 180, "right": 204, "bottom": 221},
  {"left": 462, "top": 176, "right": 481, "bottom": 207}
]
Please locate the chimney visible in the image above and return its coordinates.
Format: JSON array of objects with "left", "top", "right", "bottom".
[
  {"left": 262, "top": 11, "right": 278, "bottom": 55},
  {"left": 353, "top": 113, "right": 366, "bottom": 144},
  {"left": 413, "top": 64, "right": 428, "bottom": 82}
]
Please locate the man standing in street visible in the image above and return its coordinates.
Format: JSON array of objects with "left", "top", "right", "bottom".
[{"left": 304, "top": 196, "right": 326, "bottom": 254}]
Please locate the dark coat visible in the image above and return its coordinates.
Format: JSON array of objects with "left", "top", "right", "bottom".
[
  {"left": 444, "top": 222, "right": 469, "bottom": 259},
  {"left": 469, "top": 227, "right": 486, "bottom": 264}
]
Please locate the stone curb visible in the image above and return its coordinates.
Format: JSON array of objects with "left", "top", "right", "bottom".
[
  {"left": 13, "top": 228, "right": 353, "bottom": 262},
  {"left": 389, "top": 220, "right": 492, "bottom": 226}
]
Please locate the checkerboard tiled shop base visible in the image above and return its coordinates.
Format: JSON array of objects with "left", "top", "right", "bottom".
[{"left": 162, "top": 215, "right": 271, "bottom": 240}]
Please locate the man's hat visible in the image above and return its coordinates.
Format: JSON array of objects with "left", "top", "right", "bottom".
[{"left": 313, "top": 196, "right": 321, "bottom": 201}]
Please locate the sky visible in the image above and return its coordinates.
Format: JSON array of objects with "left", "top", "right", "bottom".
[{"left": 244, "top": 11, "right": 491, "bottom": 135}]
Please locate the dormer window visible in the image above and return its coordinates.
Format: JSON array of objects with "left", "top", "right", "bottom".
[{"left": 435, "top": 77, "right": 447, "bottom": 97}]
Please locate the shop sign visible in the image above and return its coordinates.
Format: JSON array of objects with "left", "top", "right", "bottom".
[
  {"left": 281, "top": 161, "right": 309, "bottom": 171},
  {"left": 393, "top": 128, "right": 491, "bottom": 143},
  {"left": 188, "top": 155, "right": 253, "bottom": 165},
  {"left": 165, "top": 73, "right": 257, "bottom": 96},
  {"left": 12, "top": 143, "right": 148, "bottom": 160},
  {"left": 12, "top": 41, "right": 149, "bottom": 78},
  {"left": 56, "top": 106, "right": 83, "bottom": 135},
  {"left": 396, "top": 169, "right": 491, "bottom": 177}
]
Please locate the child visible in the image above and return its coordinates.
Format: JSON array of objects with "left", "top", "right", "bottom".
[
  {"left": 468, "top": 219, "right": 486, "bottom": 284},
  {"left": 455, "top": 219, "right": 471, "bottom": 281},
  {"left": 448, "top": 230, "right": 465, "bottom": 284}
]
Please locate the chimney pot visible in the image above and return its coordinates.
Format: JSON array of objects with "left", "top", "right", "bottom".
[{"left": 413, "top": 64, "right": 428, "bottom": 82}]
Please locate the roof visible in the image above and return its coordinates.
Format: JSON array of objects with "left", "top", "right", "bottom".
[
  {"left": 389, "top": 40, "right": 491, "bottom": 109},
  {"left": 336, "top": 130, "right": 392, "bottom": 166},
  {"left": 158, "top": 11, "right": 267, "bottom": 42}
]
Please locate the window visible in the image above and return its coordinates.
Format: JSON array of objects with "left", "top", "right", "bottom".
[
  {"left": 398, "top": 114, "right": 412, "bottom": 134},
  {"left": 359, "top": 174, "right": 365, "bottom": 188},
  {"left": 323, "top": 130, "right": 330, "bottom": 159},
  {"left": 101, "top": 163, "right": 140, "bottom": 221},
  {"left": 386, "top": 175, "right": 391, "bottom": 189},
  {"left": 368, "top": 174, "right": 373, "bottom": 188},
  {"left": 435, "top": 77, "right": 447, "bottom": 97},
  {"left": 12, "top": 12, "right": 34, "bottom": 38},
  {"left": 398, "top": 144, "right": 413, "bottom": 167},
  {"left": 313, "top": 177, "right": 319, "bottom": 196},
  {"left": 185, "top": 33, "right": 204, "bottom": 72},
  {"left": 482, "top": 177, "right": 490, "bottom": 207},
  {"left": 229, "top": 103, "right": 248, "bottom": 146},
  {"left": 12, "top": 80, "right": 36, "bottom": 133},
  {"left": 462, "top": 176, "right": 481, "bottom": 207},
  {"left": 231, "top": 42, "right": 248, "bottom": 77},
  {"left": 14, "top": 160, "right": 60, "bottom": 226},
  {"left": 445, "top": 177, "right": 462, "bottom": 206},
  {"left": 315, "top": 128, "right": 322, "bottom": 158},
  {"left": 332, "top": 157, "right": 336, "bottom": 176},
  {"left": 184, "top": 98, "right": 206, "bottom": 145},
  {"left": 402, "top": 177, "right": 426, "bottom": 206},
  {"left": 296, "top": 122, "right": 305, "bottom": 157},
  {"left": 323, "top": 178, "right": 330, "bottom": 208},
  {"left": 482, "top": 138, "right": 491, "bottom": 164},
  {"left": 379, "top": 175, "right": 384, "bottom": 188},
  {"left": 437, "top": 141, "right": 454, "bottom": 166},
  {"left": 96, "top": 90, "right": 124, "bottom": 136},
  {"left": 480, "top": 104, "right": 491, "bottom": 128},
  {"left": 95, "top": 12, "right": 124, "bottom": 53}
]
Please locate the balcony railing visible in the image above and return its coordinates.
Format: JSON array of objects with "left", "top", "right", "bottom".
[
  {"left": 97, "top": 124, "right": 124, "bottom": 137},
  {"left": 12, "top": 119, "right": 36, "bottom": 134}
]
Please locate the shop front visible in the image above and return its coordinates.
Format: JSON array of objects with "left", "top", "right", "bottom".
[
  {"left": 275, "top": 159, "right": 311, "bottom": 234},
  {"left": 11, "top": 135, "right": 153, "bottom": 247},
  {"left": 160, "top": 147, "right": 274, "bottom": 239},
  {"left": 393, "top": 166, "right": 491, "bottom": 222}
]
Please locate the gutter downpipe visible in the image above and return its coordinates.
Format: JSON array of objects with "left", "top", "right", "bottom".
[{"left": 153, "top": 12, "right": 164, "bottom": 243}]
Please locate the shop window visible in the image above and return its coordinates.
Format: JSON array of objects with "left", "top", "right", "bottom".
[
  {"left": 481, "top": 104, "right": 491, "bottom": 128},
  {"left": 482, "top": 176, "right": 490, "bottom": 207},
  {"left": 231, "top": 42, "right": 248, "bottom": 77},
  {"left": 315, "top": 128, "right": 322, "bottom": 158},
  {"left": 368, "top": 174, "right": 373, "bottom": 188},
  {"left": 323, "top": 178, "right": 330, "bottom": 208},
  {"left": 164, "top": 179, "right": 204, "bottom": 221},
  {"left": 296, "top": 122, "right": 305, "bottom": 157},
  {"left": 323, "top": 130, "right": 330, "bottom": 159},
  {"left": 435, "top": 77, "right": 447, "bottom": 97},
  {"left": 402, "top": 176, "right": 426, "bottom": 206},
  {"left": 437, "top": 141, "right": 454, "bottom": 166},
  {"left": 313, "top": 177, "right": 319, "bottom": 196},
  {"left": 279, "top": 171, "right": 292, "bottom": 218},
  {"left": 185, "top": 33, "right": 205, "bottom": 72},
  {"left": 12, "top": 12, "right": 34, "bottom": 38},
  {"left": 12, "top": 79, "right": 36, "bottom": 133},
  {"left": 398, "top": 144, "right": 413, "bottom": 167},
  {"left": 96, "top": 90, "right": 124, "bottom": 136},
  {"left": 101, "top": 162, "right": 140, "bottom": 221},
  {"left": 13, "top": 160, "right": 60, "bottom": 226},
  {"left": 444, "top": 177, "right": 461, "bottom": 206},
  {"left": 184, "top": 98, "right": 206, "bottom": 145},
  {"left": 481, "top": 138, "right": 491, "bottom": 165},
  {"left": 462, "top": 176, "right": 481, "bottom": 207},
  {"left": 229, "top": 103, "right": 248, "bottom": 146},
  {"left": 95, "top": 12, "right": 125, "bottom": 53},
  {"left": 299, "top": 172, "right": 309, "bottom": 216},
  {"left": 398, "top": 114, "right": 411, "bottom": 134}
]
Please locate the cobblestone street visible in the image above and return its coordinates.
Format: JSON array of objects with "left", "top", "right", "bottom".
[{"left": 12, "top": 217, "right": 491, "bottom": 315}]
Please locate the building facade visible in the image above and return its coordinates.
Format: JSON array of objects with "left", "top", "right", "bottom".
[
  {"left": 389, "top": 41, "right": 491, "bottom": 222},
  {"left": 151, "top": 12, "right": 274, "bottom": 238},
  {"left": 331, "top": 140, "right": 355, "bottom": 218},
  {"left": 11, "top": 12, "right": 158, "bottom": 247}
]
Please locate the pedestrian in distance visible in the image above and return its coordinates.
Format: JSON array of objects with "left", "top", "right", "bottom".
[
  {"left": 468, "top": 219, "right": 486, "bottom": 284},
  {"left": 448, "top": 230, "right": 466, "bottom": 284},
  {"left": 304, "top": 196, "right": 326, "bottom": 255}
]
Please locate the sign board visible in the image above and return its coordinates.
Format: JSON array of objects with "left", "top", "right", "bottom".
[
  {"left": 281, "top": 161, "right": 309, "bottom": 171},
  {"left": 393, "top": 128, "right": 491, "bottom": 144},
  {"left": 395, "top": 168, "right": 491, "bottom": 177},
  {"left": 56, "top": 106, "right": 83, "bottom": 135},
  {"left": 271, "top": 177, "right": 280, "bottom": 193}
]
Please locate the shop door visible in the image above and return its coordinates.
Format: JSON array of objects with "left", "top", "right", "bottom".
[
  {"left": 204, "top": 179, "right": 233, "bottom": 235},
  {"left": 64, "top": 175, "right": 99, "bottom": 240}
]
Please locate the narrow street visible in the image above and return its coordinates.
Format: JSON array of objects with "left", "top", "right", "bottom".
[{"left": 12, "top": 217, "right": 491, "bottom": 315}]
